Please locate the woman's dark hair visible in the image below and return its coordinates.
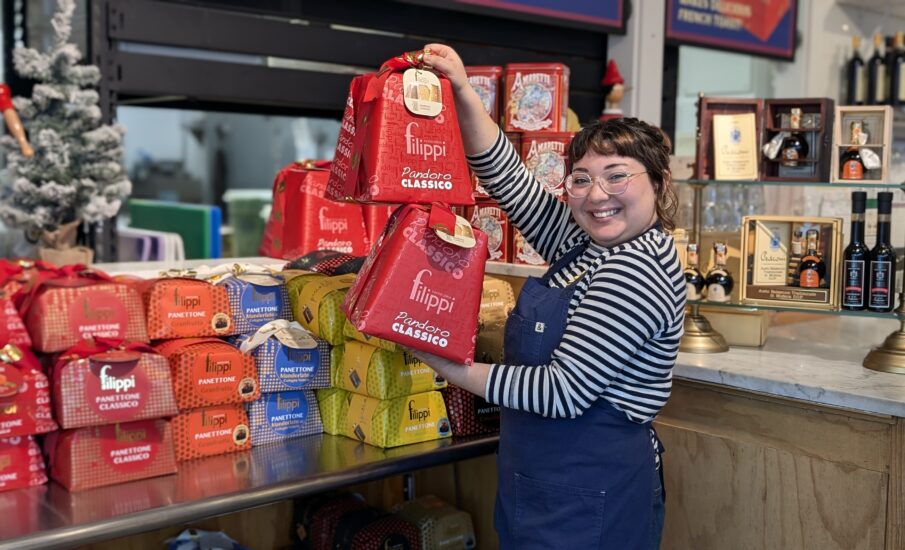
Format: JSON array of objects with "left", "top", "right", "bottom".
[{"left": 568, "top": 117, "right": 678, "bottom": 232}]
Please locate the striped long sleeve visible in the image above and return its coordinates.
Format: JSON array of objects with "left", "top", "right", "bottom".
[{"left": 468, "top": 129, "right": 686, "bottom": 423}]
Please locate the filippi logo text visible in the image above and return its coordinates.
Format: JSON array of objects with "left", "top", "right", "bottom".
[
  {"left": 205, "top": 354, "right": 232, "bottom": 374},
  {"left": 318, "top": 207, "right": 348, "bottom": 234},
  {"left": 405, "top": 122, "right": 446, "bottom": 161},
  {"left": 276, "top": 394, "right": 299, "bottom": 411},
  {"left": 174, "top": 288, "right": 201, "bottom": 309},
  {"left": 202, "top": 410, "right": 227, "bottom": 428},
  {"left": 408, "top": 400, "right": 431, "bottom": 422},
  {"left": 115, "top": 424, "right": 147, "bottom": 442},
  {"left": 410, "top": 269, "right": 455, "bottom": 314},
  {"left": 100, "top": 365, "right": 136, "bottom": 393},
  {"left": 82, "top": 299, "right": 115, "bottom": 321}
]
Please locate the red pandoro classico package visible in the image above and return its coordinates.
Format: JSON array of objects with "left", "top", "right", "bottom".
[
  {"left": 0, "top": 436, "right": 47, "bottom": 492},
  {"left": 344, "top": 204, "right": 488, "bottom": 365},
  {"left": 53, "top": 338, "right": 178, "bottom": 429},
  {"left": 0, "top": 344, "right": 57, "bottom": 438},
  {"left": 327, "top": 52, "right": 474, "bottom": 206}
]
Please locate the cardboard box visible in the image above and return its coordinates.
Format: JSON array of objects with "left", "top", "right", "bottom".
[
  {"left": 0, "top": 436, "right": 47, "bottom": 492},
  {"left": 46, "top": 419, "right": 177, "bottom": 491},
  {"left": 394, "top": 495, "right": 477, "bottom": 550},
  {"left": 53, "top": 347, "right": 178, "bottom": 429},
  {"left": 142, "top": 278, "right": 234, "bottom": 339},
  {"left": 343, "top": 318, "right": 399, "bottom": 352},
  {"left": 0, "top": 345, "right": 56, "bottom": 438},
  {"left": 216, "top": 271, "right": 292, "bottom": 335},
  {"left": 246, "top": 390, "right": 323, "bottom": 446},
  {"left": 326, "top": 56, "right": 474, "bottom": 205},
  {"left": 292, "top": 273, "right": 356, "bottom": 346},
  {"left": 233, "top": 320, "right": 330, "bottom": 393},
  {"left": 25, "top": 276, "right": 148, "bottom": 353},
  {"left": 155, "top": 338, "right": 259, "bottom": 410},
  {"left": 344, "top": 204, "right": 488, "bottom": 365},
  {"left": 172, "top": 405, "right": 250, "bottom": 461},
  {"left": 441, "top": 384, "right": 499, "bottom": 437},
  {"left": 343, "top": 390, "right": 451, "bottom": 449},
  {"left": 503, "top": 63, "right": 570, "bottom": 133},
  {"left": 0, "top": 298, "right": 30, "bottom": 348},
  {"left": 316, "top": 387, "right": 349, "bottom": 436},
  {"left": 333, "top": 341, "right": 446, "bottom": 400}
]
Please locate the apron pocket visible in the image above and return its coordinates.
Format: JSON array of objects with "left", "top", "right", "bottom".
[
  {"left": 503, "top": 312, "right": 545, "bottom": 364},
  {"left": 513, "top": 472, "right": 606, "bottom": 549}
]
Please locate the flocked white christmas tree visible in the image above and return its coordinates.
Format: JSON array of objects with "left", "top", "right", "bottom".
[{"left": 0, "top": 0, "right": 131, "bottom": 240}]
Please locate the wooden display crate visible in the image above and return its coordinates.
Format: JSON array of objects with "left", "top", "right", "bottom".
[
  {"left": 694, "top": 95, "right": 763, "bottom": 180},
  {"left": 830, "top": 105, "right": 893, "bottom": 184},
  {"left": 761, "top": 98, "right": 834, "bottom": 182}
]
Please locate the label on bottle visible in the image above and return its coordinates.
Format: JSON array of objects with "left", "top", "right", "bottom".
[
  {"left": 706, "top": 283, "right": 728, "bottom": 303},
  {"left": 869, "top": 260, "right": 893, "bottom": 309},
  {"left": 782, "top": 146, "right": 799, "bottom": 166},
  {"left": 686, "top": 281, "right": 702, "bottom": 301},
  {"left": 843, "top": 259, "right": 866, "bottom": 307},
  {"left": 875, "top": 65, "right": 888, "bottom": 103},
  {"left": 898, "top": 61, "right": 905, "bottom": 101},
  {"left": 799, "top": 267, "right": 820, "bottom": 288},
  {"left": 842, "top": 159, "right": 864, "bottom": 180},
  {"left": 857, "top": 71, "right": 867, "bottom": 103}
]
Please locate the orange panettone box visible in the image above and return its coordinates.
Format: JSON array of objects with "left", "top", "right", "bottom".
[
  {"left": 22, "top": 267, "right": 148, "bottom": 353},
  {"left": 45, "top": 419, "right": 178, "bottom": 491},
  {"left": 155, "top": 338, "right": 259, "bottom": 410},
  {"left": 172, "top": 404, "right": 251, "bottom": 461},
  {"left": 141, "top": 278, "right": 234, "bottom": 340}
]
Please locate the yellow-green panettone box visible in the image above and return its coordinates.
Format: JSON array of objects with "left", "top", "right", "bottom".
[
  {"left": 333, "top": 341, "right": 447, "bottom": 400},
  {"left": 315, "top": 387, "right": 349, "bottom": 436},
  {"left": 343, "top": 318, "right": 399, "bottom": 352},
  {"left": 287, "top": 273, "right": 355, "bottom": 345},
  {"left": 345, "top": 390, "right": 451, "bottom": 448}
]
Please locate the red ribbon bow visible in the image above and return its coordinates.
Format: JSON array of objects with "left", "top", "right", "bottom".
[
  {"left": 17, "top": 264, "right": 116, "bottom": 317},
  {"left": 364, "top": 50, "right": 429, "bottom": 102}
]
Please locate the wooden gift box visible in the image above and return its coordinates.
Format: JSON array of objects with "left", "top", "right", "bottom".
[
  {"left": 760, "top": 98, "right": 834, "bottom": 182},
  {"left": 694, "top": 96, "right": 763, "bottom": 180},
  {"left": 830, "top": 105, "right": 893, "bottom": 184}
]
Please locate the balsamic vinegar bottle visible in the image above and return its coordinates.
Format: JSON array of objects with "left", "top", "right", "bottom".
[
  {"left": 842, "top": 191, "right": 869, "bottom": 310},
  {"left": 868, "top": 192, "right": 897, "bottom": 312},
  {"left": 868, "top": 33, "right": 888, "bottom": 105},
  {"left": 846, "top": 35, "right": 866, "bottom": 105},
  {"left": 891, "top": 32, "right": 905, "bottom": 108}
]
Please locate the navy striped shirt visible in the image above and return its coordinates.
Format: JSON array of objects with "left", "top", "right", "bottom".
[{"left": 469, "top": 130, "right": 686, "bottom": 423}]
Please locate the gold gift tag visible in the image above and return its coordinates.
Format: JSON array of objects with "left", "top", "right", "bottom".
[
  {"left": 434, "top": 214, "right": 477, "bottom": 249},
  {"left": 403, "top": 68, "right": 443, "bottom": 117}
]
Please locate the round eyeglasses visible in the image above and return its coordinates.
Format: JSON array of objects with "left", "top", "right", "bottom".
[{"left": 563, "top": 171, "right": 647, "bottom": 198}]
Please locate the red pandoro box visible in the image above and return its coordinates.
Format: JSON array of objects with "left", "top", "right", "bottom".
[
  {"left": 53, "top": 344, "right": 178, "bottom": 429},
  {"left": 467, "top": 201, "right": 511, "bottom": 263},
  {"left": 0, "top": 345, "right": 57, "bottom": 438},
  {"left": 327, "top": 54, "right": 474, "bottom": 206},
  {"left": 466, "top": 65, "right": 503, "bottom": 122},
  {"left": 141, "top": 278, "right": 234, "bottom": 339},
  {"left": 266, "top": 163, "right": 370, "bottom": 259},
  {"left": 521, "top": 131, "right": 574, "bottom": 197},
  {"left": 45, "top": 419, "right": 177, "bottom": 491},
  {"left": 172, "top": 404, "right": 250, "bottom": 461},
  {"left": 344, "top": 204, "right": 488, "bottom": 365},
  {"left": 23, "top": 272, "right": 148, "bottom": 353},
  {"left": 0, "top": 298, "right": 30, "bottom": 348},
  {"left": 155, "top": 338, "right": 259, "bottom": 410},
  {"left": 503, "top": 63, "right": 570, "bottom": 133},
  {"left": 362, "top": 204, "right": 396, "bottom": 251},
  {"left": 0, "top": 436, "right": 47, "bottom": 492},
  {"left": 511, "top": 229, "right": 547, "bottom": 266}
]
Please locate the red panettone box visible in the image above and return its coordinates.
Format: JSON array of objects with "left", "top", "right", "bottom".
[
  {"left": 53, "top": 339, "right": 178, "bottom": 429},
  {"left": 172, "top": 404, "right": 251, "bottom": 461},
  {"left": 466, "top": 65, "right": 503, "bottom": 122},
  {"left": 0, "top": 436, "right": 47, "bottom": 492},
  {"left": 503, "top": 63, "right": 570, "bottom": 133},
  {"left": 22, "top": 267, "right": 148, "bottom": 353},
  {"left": 45, "top": 419, "right": 178, "bottom": 491},
  {"left": 0, "top": 298, "right": 30, "bottom": 348},
  {"left": 521, "top": 131, "right": 574, "bottom": 197},
  {"left": 141, "top": 277, "right": 234, "bottom": 339},
  {"left": 0, "top": 344, "right": 56, "bottom": 438},
  {"left": 155, "top": 338, "right": 259, "bottom": 410},
  {"left": 442, "top": 384, "right": 500, "bottom": 436},
  {"left": 467, "top": 201, "right": 511, "bottom": 263},
  {"left": 327, "top": 52, "right": 474, "bottom": 206},
  {"left": 344, "top": 204, "right": 488, "bottom": 365},
  {"left": 261, "top": 162, "right": 370, "bottom": 259}
]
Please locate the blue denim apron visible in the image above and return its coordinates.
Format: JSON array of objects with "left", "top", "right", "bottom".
[{"left": 496, "top": 243, "right": 661, "bottom": 550}]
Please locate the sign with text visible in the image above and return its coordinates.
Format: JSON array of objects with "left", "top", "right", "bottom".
[{"left": 665, "top": 0, "right": 798, "bottom": 60}]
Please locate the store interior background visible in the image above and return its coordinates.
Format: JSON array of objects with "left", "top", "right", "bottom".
[{"left": 1, "top": 0, "right": 904, "bottom": 256}]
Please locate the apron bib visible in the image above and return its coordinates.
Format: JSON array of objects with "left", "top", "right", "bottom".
[{"left": 496, "top": 243, "right": 661, "bottom": 550}]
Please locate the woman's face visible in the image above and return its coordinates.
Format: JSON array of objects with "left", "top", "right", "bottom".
[{"left": 567, "top": 152, "right": 659, "bottom": 248}]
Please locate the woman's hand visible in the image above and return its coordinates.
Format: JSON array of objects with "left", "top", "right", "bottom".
[
  {"left": 423, "top": 43, "right": 468, "bottom": 94},
  {"left": 406, "top": 346, "right": 494, "bottom": 400}
]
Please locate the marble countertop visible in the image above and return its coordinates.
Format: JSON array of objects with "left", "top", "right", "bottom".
[{"left": 675, "top": 314, "right": 905, "bottom": 417}]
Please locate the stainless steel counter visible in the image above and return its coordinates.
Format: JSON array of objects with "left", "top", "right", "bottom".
[{"left": 0, "top": 434, "right": 498, "bottom": 550}]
